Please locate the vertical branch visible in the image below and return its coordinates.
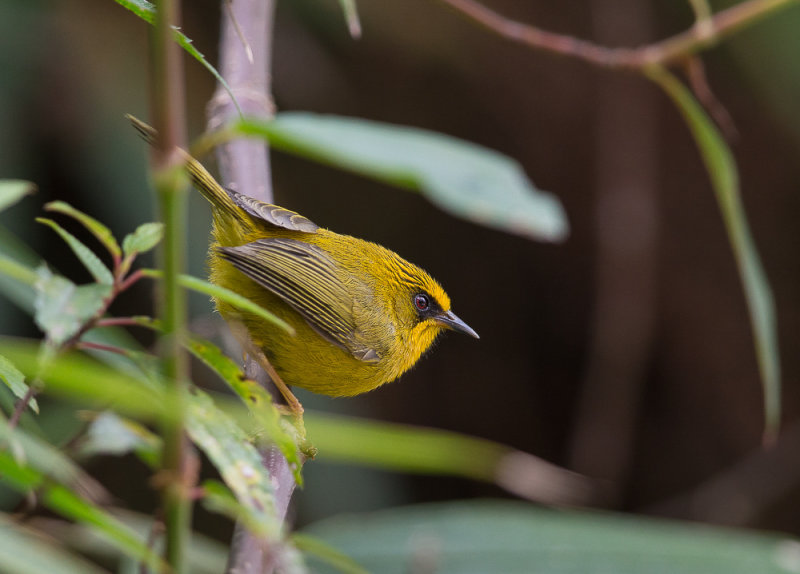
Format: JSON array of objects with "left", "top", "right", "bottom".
[
  {"left": 151, "top": 0, "right": 191, "bottom": 571},
  {"left": 207, "top": 2, "right": 297, "bottom": 573},
  {"left": 567, "top": 0, "right": 658, "bottom": 504}
]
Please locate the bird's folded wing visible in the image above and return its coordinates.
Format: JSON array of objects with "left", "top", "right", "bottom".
[
  {"left": 226, "top": 189, "right": 319, "bottom": 233},
  {"left": 218, "top": 238, "right": 378, "bottom": 362}
]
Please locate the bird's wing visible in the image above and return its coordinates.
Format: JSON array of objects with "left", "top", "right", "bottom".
[
  {"left": 226, "top": 189, "right": 319, "bottom": 233},
  {"left": 218, "top": 238, "right": 380, "bottom": 363}
]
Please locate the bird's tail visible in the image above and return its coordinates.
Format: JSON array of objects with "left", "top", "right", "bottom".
[{"left": 126, "top": 115, "right": 240, "bottom": 220}]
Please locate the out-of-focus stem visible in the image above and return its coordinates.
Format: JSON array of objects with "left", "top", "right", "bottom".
[{"left": 151, "top": 0, "right": 191, "bottom": 571}]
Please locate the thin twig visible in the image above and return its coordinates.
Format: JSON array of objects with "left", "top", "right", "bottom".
[
  {"left": 438, "top": 0, "right": 799, "bottom": 69},
  {"left": 8, "top": 386, "right": 38, "bottom": 430},
  {"left": 685, "top": 56, "right": 739, "bottom": 140}
]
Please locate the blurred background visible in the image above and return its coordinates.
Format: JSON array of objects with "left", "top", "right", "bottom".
[{"left": 1, "top": 0, "right": 799, "bottom": 547}]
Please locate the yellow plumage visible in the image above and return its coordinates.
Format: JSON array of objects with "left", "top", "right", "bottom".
[{"left": 130, "top": 117, "right": 478, "bottom": 406}]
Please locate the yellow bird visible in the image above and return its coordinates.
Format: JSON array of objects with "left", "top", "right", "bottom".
[{"left": 130, "top": 117, "right": 478, "bottom": 413}]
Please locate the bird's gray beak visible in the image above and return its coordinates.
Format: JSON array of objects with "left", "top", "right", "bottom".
[{"left": 435, "top": 310, "right": 479, "bottom": 339}]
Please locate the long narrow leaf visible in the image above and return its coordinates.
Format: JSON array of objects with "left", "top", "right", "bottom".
[
  {"left": 36, "top": 218, "right": 114, "bottom": 285},
  {"left": 223, "top": 114, "right": 569, "bottom": 242},
  {"left": 45, "top": 201, "right": 121, "bottom": 259},
  {"left": 0, "top": 180, "right": 36, "bottom": 213},
  {"left": 141, "top": 269, "right": 294, "bottom": 334},
  {"left": 0, "top": 354, "right": 38, "bottom": 413},
  {"left": 304, "top": 411, "right": 590, "bottom": 505},
  {"left": 112, "top": 0, "right": 241, "bottom": 116},
  {"left": 0, "top": 452, "right": 165, "bottom": 571},
  {"left": 0, "top": 513, "right": 108, "bottom": 574},
  {"left": 646, "top": 66, "right": 781, "bottom": 443}
]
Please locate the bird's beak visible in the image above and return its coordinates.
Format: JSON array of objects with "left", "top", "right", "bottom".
[{"left": 435, "top": 310, "right": 480, "bottom": 339}]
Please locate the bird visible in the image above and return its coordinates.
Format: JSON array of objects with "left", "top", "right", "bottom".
[{"left": 129, "top": 116, "right": 478, "bottom": 414}]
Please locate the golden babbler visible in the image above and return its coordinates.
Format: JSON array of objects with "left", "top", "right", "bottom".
[{"left": 130, "top": 117, "right": 478, "bottom": 413}]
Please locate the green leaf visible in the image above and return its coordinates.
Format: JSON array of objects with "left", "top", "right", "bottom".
[
  {"left": 0, "top": 420, "right": 106, "bottom": 502},
  {"left": 36, "top": 218, "right": 114, "bottom": 285},
  {"left": 0, "top": 452, "right": 165, "bottom": 571},
  {"left": 293, "top": 533, "right": 368, "bottom": 574},
  {"left": 0, "top": 354, "right": 37, "bottom": 413},
  {"left": 113, "top": 0, "right": 241, "bottom": 116},
  {"left": 0, "top": 337, "right": 168, "bottom": 420},
  {"left": 186, "top": 391, "right": 306, "bottom": 571},
  {"left": 141, "top": 269, "right": 294, "bottom": 334},
  {"left": 229, "top": 114, "right": 569, "bottom": 242},
  {"left": 181, "top": 330, "right": 302, "bottom": 481},
  {"left": 33, "top": 266, "right": 112, "bottom": 345},
  {"left": 0, "top": 512, "right": 108, "bottom": 574},
  {"left": 646, "top": 66, "right": 781, "bottom": 443},
  {"left": 0, "top": 180, "right": 35, "bottom": 213},
  {"left": 337, "top": 0, "right": 362, "bottom": 38},
  {"left": 122, "top": 222, "right": 164, "bottom": 258},
  {"left": 304, "top": 500, "right": 800, "bottom": 574},
  {"left": 77, "top": 411, "right": 161, "bottom": 469},
  {"left": 186, "top": 391, "right": 280, "bottom": 534},
  {"left": 304, "top": 411, "right": 589, "bottom": 505},
  {"left": 45, "top": 201, "right": 121, "bottom": 259}
]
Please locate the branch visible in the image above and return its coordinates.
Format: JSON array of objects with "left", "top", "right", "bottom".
[
  {"left": 438, "top": 0, "right": 799, "bottom": 70},
  {"left": 206, "top": 2, "right": 299, "bottom": 573}
]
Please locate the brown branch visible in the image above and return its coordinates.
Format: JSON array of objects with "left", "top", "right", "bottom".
[
  {"left": 207, "top": 2, "right": 301, "bottom": 573},
  {"left": 438, "top": 0, "right": 799, "bottom": 70}
]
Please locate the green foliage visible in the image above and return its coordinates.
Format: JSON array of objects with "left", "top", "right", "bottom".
[
  {"left": 646, "top": 66, "right": 781, "bottom": 442},
  {"left": 304, "top": 500, "right": 800, "bottom": 574},
  {"left": 0, "top": 513, "right": 108, "bottom": 574},
  {"left": 223, "top": 114, "right": 569, "bottom": 242},
  {"left": 111, "top": 0, "right": 241, "bottom": 116},
  {"left": 122, "top": 222, "right": 164, "bottom": 258},
  {"left": 36, "top": 218, "right": 115, "bottom": 285},
  {"left": 0, "top": 353, "right": 37, "bottom": 413},
  {"left": 0, "top": 180, "right": 36, "bottom": 212},
  {"left": 33, "top": 267, "right": 112, "bottom": 346}
]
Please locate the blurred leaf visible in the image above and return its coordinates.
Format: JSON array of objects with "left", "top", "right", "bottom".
[
  {"left": 0, "top": 452, "right": 165, "bottom": 571},
  {"left": 646, "top": 66, "right": 781, "bottom": 443},
  {"left": 0, "top": 512, "right": 107, "bottom": 574},
  {"left": 200, "top": 479, "right": 307, "bottom": 574},
  {"left": 122, "top": 222, "right": 163, "bottom": 258},
  {"left": 0, "top": 180, "right": 35, "bottom": 212},
  {"left": 0, "top": 354, "right": 38, "bottom": 413},
  {"left": 293, "top": 533, "right": 368, "bottom": 574},
  {"left": 180, "top": 329, "right": 302, "bottom": 480},
  {"left": 36, "top": 218, "right": 114, "bottom": 285},
  {"left": 141, "top": 269, "right": 294, "bottom": 334},
  {"left": 186, "top": 392, "right": 307, "bottom": 572},
  {"left": 0, "top": 225, "right": 44, "bottom": 312},
  {"left": 186, "top": 391, "right": 279, "bottom": 534},
  {"left": 336, "top": 0, "right": 362, "bottom": 38},
  {"left": 45, "top": 201, "right": 121, "bottom": 259},
  {"left": 77, "top": 411, "right": 161, "bottom": 469},
  {"left": 33, "top": 266, "right": 112, "bottom": 345},
  {"left": 0, "top": 419, "right": 106, "bottom": 502},
  {"left": 304, "top": 500, "right": 800, "bottom": 574},
  {"left": 113, "top": 0, "right": 241, "bottom": 116},
  {"left": 227, "top": 114, "right": 569, "bottom": 242},
  {"left": 29, "top": 511, "right": 230, "bottom": 574},
  {"left": 304, "top": 411, "right": 589, "bottom": 505},
  {"left": 0, "top": 337, "right": 168, "bottom": 419}
]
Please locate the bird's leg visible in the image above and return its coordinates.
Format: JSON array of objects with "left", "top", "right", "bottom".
[{"left": 249, "top": 346, "right": 304, "bottom": 418}]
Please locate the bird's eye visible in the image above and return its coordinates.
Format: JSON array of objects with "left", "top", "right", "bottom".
[{"left": 413, "top": 294, "right": 430, "bottom": 312}]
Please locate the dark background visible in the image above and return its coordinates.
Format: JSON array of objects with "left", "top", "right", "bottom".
[{"left": 1, "top": 0, "right": 799, "bottom": 542}]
